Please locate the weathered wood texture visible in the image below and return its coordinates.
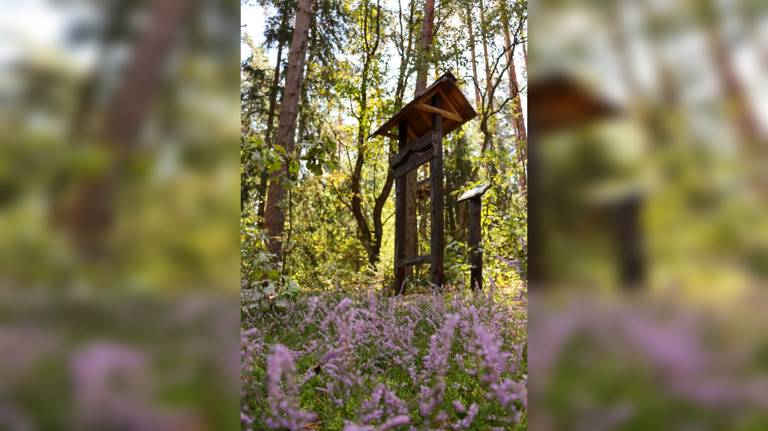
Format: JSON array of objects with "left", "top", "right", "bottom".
[
  {"left": 394, "top": 121, "right": 408, "bottom": 294},
  {"left": 389, "top": 131, "right": 438, "bottom": 167},
  {"left": 468, "top": 198, "right": 482, "bottom": 289},
  {"left": 393, "top": 148, "right": 435, "bottom": 178},
  {"left": 430, "top": 94, "right": 445, "bottom": 288}
]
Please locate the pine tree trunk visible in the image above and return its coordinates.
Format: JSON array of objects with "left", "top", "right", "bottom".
[
  {"left": 264, "top": 0, "right": 314, "bottom": 259},
  {"left": 465, "top": 3, "right": 481, "bottom": 109},
  {"left": 68, "top": 0, "right": 191, "bottom": 254},
  {"left": 257, "top": 11, "right": 289, "bottom": 224},
  {"left": 414, "top": 0, "right": 435, "bottom": 94},
  {"left": 479, "top": 0, "right": 493, "bottom": 115},
  {"left": 502, "top": 4, "right": 527, "bottom": 193}
]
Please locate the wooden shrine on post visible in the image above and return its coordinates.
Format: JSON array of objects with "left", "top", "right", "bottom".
[
  {"left": 457, "top": 184, "right": 490, "bottom": 290},
  {"left": 528, "top": 73, "right": 643, "bottom": 288},
  {"left": 371, "top": 72, "right": 477, "bottom": 294}
]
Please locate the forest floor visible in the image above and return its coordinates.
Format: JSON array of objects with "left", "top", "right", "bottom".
[{"left": 241, "top": 284, "right": 527, "bottom": 430}]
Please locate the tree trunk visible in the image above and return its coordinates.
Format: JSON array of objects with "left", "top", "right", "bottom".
[
  {"left": 465, "top": 3, "right": 481, "bottom": 109},
  {"left": 414, "top": 0, "right": 436, "bottom": 94},
  {"left": 257, "top": 10, "right": 289, "bottom": 223},
  {"left": 501, "top": 3, "right": 527, "bottom": 193},
  {"left": 264, "top": 0, "right": 314, "bottom": 259},
  {"left": 68, "top": 0, "right": 191, "bottom": 255},
  {"left": 373, "top": 0, "right": 413, "bottom": 268},
  {"left": 478, "top": 0, "right": 493, "bottom": 115},
  {"left": 394, "top": 0, "right": 415, "bottom": 110}
]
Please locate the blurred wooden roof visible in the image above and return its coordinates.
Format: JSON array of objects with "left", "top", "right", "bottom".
[
  {"left": 371, "top": 72, "right": 477, "bottom": 140},
  {"left": 529, "top": 73, "right": 623, "bottom": 133}
]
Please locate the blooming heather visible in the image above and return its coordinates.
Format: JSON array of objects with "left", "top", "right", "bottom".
[
  {"left": 241, "top": 288, "right": 527, "bottom": 429},
  {"left": 265, "top": 345, "right": 318, "bottom": 430}
]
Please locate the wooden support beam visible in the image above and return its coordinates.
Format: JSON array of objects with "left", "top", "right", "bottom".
[
  {"left": 415, "top": 103, "right": 462, "bottom": 122},
  {"left": 430, "top": 94, "right": 445, "bottom": 289},
  {"left": 394, "top": 121, "right": 408, "bottom": 295},
  {"left": 438, "top": 89, "right": 460, "bottom": 114}
]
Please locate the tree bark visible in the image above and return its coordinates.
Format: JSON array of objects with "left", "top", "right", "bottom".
[
  {"left": 478, "top": 0, "right": 493, "bottom": 116},
  {"left": 465, "top": 3, "right": 482, "bottom": 109},
  {"left": 394, "top": 0, "right": 415, "bottom": 110},
  {"left": 501, "top": 3, "right": 527, "bottom": 193},
  {"left": 264, "top": 0, "right": 314, "bottom": 259},
  {"left": 414, "top": 0, "right": 436, "bottom": 94},
  {"left": 257, "top": 10, "right": 289, "bottom": 223}
]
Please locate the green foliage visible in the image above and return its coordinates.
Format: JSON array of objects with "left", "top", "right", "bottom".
[{"left": 241, "top": 0, "right": 528, "bottom": 293}]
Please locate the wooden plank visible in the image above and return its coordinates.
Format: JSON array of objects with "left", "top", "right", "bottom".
[
  {"left": 389, "top": 131, "right": 437, "bottom": 167},
  {"left": 430, "top": 94, "right": 445, "bottom": 288},
  {"left": 393, "top": 148, "right": 435, "bottom": 178},
  {"left": 394, "top": 121, "right": 408, "bottom": 295},
  {"left": 438, "top": 88, "right": 462, "bottom": 118},
  {"left": 415, "top": 103, "right": 462, "bottom": 122}
]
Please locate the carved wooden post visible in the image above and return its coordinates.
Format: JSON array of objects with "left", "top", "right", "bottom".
[
  {"left": 430, "top": 94, "right": 445, "bottom": 288},
  {"left": 458, "top": 184, "right": 489, "bottom": 290},
  {"left": 394, "top": 120, "right": 408, "bottom": 294},
  {"left": 616, "top": 194, "right": 644, "bottom": 288},
  {"left": 468, "top": 197, "right": 482, "bottom": 289}
]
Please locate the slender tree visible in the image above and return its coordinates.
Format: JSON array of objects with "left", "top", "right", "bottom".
[
  {"left": 264, "top": 0, "right": 315, "bottom": 259},
  {"left": 414, "top": 0, "right": 436, "bottom": 93},
  {"left": 67, "top": 0, "right": 192, "bottom": 254},
  {"left": 464, "top": 2, "right": 482, "bottom": 108},
  {"left": 501, "top": 0, "right": 527, "bottom": 193},
  {"left": 256, "top": 7, "right": 290, "bottom": 222},
  {"left": 348, "top": 0, "right": 386, "bottom": 266}
]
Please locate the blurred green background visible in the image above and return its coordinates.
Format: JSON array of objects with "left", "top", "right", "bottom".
[
  {"left": 0, "top": 0, "right": 241, "bottom": 429},
  {"left": 529, "top": 0, "right": 768, "bottom": 429}
]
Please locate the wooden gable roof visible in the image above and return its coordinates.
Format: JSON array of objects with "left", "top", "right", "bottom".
[
  {"left": 371, "top": 72, "right": 477, "bottom": 140},
  {"left": 528, "top": 73, "right": 623, "bottom": 133}
]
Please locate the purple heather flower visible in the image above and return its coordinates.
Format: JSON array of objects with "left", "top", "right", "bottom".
[
  {"left": 452, "top": 403, "right": 479, "bottom": 430},
  {"left": 379, "top": 414, "right": 411, "bottom": 430},
  {"left": 419, "top": 313, "right": 460, "bottom": 422},
  {"left": 265, "top": 345, "right": 317, "bottom": 430},
  {"left": 452, "top": 400, "right": 466, "bottom": 414}
]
